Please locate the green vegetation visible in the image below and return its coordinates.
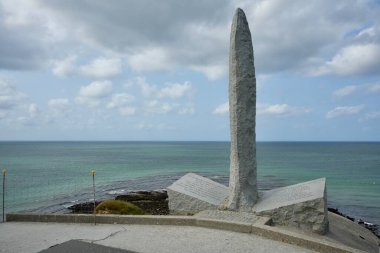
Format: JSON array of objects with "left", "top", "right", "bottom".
[{"left": 95, "top": 200, "right": 149, "bottom": 215}]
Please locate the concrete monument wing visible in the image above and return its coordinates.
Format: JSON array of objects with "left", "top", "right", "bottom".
[
  {"left": 167, "top": 173, "right": 228, "bottom": 214},
  {"left": 254, "top": 178, "right": 329, "bottom": 234}
]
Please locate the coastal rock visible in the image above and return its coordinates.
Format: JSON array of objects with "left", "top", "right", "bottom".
[
  {"left": 224, "top": 8, "right": 258, "bottom": 211},
  {"left": 68, "top": 201, "right": 101, "bottom": 214},
  {"left": 116, "top": 190, "right": 169, "bottom": 215},
  {"left": 116, "top": 190, "right": 168, "bottom": 201},
  {"left": 68, "top": 190, "right": 169, "bottom": 215}
]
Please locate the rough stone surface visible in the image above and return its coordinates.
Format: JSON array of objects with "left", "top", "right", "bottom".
[
  {"left": 254, "top": 178, "right": 329, "bottom": 234},
  {"left": 224, "top": 8, "right": 258, "bottom": 212},
  {"left": 167, "top": 173, "right": 228, "bottom": 214},
  {"left": 167, "top": 190, "right": 219, "bottom": 215}
]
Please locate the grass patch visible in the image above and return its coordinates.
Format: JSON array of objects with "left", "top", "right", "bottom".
[{"left": 95, "top": 200, "right": 149, "bottom": 215}]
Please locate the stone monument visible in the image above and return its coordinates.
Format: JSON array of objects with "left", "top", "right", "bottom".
[
  {"left": 167, "top": 7, "right": 329, "bottom": 235},
  {"left": 223, "top": 7, "right": 258, "bottom": 212}
]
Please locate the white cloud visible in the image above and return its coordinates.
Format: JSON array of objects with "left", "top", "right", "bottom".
[
  {"left": 28, "top": 103, "right": 39, "bottom": 118},
  {"left": 213, "top": 102, "right": 310, "bottom": 117},
  {"left": 52, "top": 55, "right": 77, "bottom": 77},
  {"left": 47, "top": 98, "right": 70, "bottom": 119},
  {"left": 135, "top": 123, "right": 174, "bottom": 131},
  {"left": 76, "top": 81, "right": 113, "bottom": 107},
  {"left": 138, "top": 78, "right": 194, "bottom": 99},
  {"left": 48, "top": 98, "right": 69, "bottom": 108},
  {"left": 119, "top": 106, "right": 136, "bottom": 116},
  {"left": 52, "top": 56, "right": 122, "bottom": 78},
  {"left": 245, "top": 0, "right": 374, "bottom": 73},
  {"left": 257, "top": 104, "right": 310, "bottom": 117},
  {"left": 333, "top": 85, "right": 358, "bottom": 98},
  {"left": 1, "top": 0, "right": 378, "bottom": 78},
  {"left": 0, "top": 78, "right": 25, "bottom": 109},
  {"left": 331, "top": 82, "right": 380, "bottom": 98},
  {"left": 79, "top": 81, "right": 112, "bottom": 98},
  {"left": 134, "top": 77, "right": 194, "bottom": 115},
  {"left": 107, "top": 93, "right": 135, "bottom": 109},
  {"left": 314, "top": 44, "right": 380, "bottom": 75},
  {"left": 0, "top": 111, "right": 7, "bottom": 119},
  {"left": 135, "top": 123, "right": 154, "bottom": 130},
  {"left": 360, "top": 111, "right": 380, "bottom": 121},
  {"left": 158, "top": 82, "right": 192, "bottom": 99},
  {"left": 74, "top": 97, "right": 98, "bottom": 108},
  {"left": 143, "top": 100, "right": 192, "bottom": 115},
  {"left": 0, "top": 0, "right": 65, "bottom": 70},
  {"left": 128, "top": 48, "right": 173, "bottom": 72},
  {"left": 80, "top": 57, "right": 122, "bottom": 78},
  {"left": 143, "top": 99, "right": 194, "bottom": 115},
  {"left": 367, "top": 83, "right": 380, "bottom": 93},
  {"left": 356, "top": 26, "right": 377, "bottom": 39},
  {"left": 145, "top": 100, "right": 177, "bottom": 114},
  {"left": 326, "top": 105, "right": 364, "bottom": 119},
  {"left": 137, "top": 77, "right": 157, "bottom": 98},
  {"left": 213, "top": 102, "right": 229, "bottom": 115},
  {"left": 106, "top": 93, "right": 136, "bottom": 117},
  {"left": 178, "top": 104, "right": 195, "bottom": 115},
  {"left": 2, "top": 0, "right": 40, "bottom": 27},
  {"left": 191, "top": 64, "right": 227, "bottom": 80}
]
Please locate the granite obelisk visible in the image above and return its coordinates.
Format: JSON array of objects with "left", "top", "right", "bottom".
[{"left": 225, "top": 8, "right": 257, "bottom": 211}]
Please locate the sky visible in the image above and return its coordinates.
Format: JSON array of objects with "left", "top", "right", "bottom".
[{"left": 0, "top": 0, "right": 380, "bottom": 141}]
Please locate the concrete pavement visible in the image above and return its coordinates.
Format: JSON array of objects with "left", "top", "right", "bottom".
[{"left": 0, "top": 222, "right": 317, "bottom": 253}]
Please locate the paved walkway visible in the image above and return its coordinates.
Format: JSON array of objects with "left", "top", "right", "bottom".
[{"left": 0, "top": 222, "right": 316, "bottom": 253}]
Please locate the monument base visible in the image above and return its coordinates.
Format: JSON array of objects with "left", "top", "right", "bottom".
[
  {"left": 253, "top": 178, "right": 329, "bottom": 234},
  {"left": 167, "top": 174, "right": 329, "bottom": 234}
]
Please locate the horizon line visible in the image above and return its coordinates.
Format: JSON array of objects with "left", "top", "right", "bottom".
[{"left": 0, "top": 140, "right": 379, "bottom": 143}]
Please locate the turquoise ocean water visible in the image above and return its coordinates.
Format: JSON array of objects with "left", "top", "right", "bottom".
[{"left": 0, "top": 141, "right": 379, "bottom": 225}]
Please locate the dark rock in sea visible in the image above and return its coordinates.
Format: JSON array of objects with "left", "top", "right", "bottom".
[
  {"left": 328, "top": 207, "right": 344, "bottom": 216},
  {"left": 67, "top": 190, "right": 169, "bottom": 215},
  {"left": 116, "top": 190, "right": 169, "bottom": 215},
  {"left": 116, "top": 190, "right": 168, "bottom": 202},
  {"left": 68, "top": 201, "right": 101, "bottom": 214}
]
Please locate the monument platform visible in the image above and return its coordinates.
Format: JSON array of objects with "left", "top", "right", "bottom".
[{"left": 167, "top": 173, "right": 328, "bottom": 234}]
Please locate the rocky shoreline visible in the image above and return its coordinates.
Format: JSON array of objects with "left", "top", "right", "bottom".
[
  {"left": 328, "top": 207, "right": 379, "bottom": 238},
  {"left": 67, "top": 190, "right": 379, "bottom": 238},
  {"left": 68, "top": 190, "right": 169, "bottom": 215}
]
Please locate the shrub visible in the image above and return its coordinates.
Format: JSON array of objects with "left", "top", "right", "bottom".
[{"left": 95, "top": 200, "right": 149, "bottom": 215}]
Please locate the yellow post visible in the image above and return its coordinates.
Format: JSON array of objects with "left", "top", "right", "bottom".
[
  {"left": 91, "top": 169, "right": 96, "bottom": 225},
  {"left": 2, "top": 168, "right": 6, "bottom": 222}
]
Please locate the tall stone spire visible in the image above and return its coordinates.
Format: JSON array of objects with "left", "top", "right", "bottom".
[{"left": 225, "top": 8, "right": 257, "bottom": 211}]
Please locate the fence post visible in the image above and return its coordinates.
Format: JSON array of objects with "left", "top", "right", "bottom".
[
  {"left": 92, "top": 169, "right": 96, "bottom": 225},
  {"left": 2, "top": 168, "right": 6, "bottom": 222}
]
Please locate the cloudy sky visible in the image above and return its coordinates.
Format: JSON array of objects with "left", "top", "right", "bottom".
[{"left": 0, "top": 0, "right": 379, "bottom": 141}]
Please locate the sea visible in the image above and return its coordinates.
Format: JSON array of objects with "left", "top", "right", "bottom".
[{"left": 0, "top": 141, "right": 379, "bottom": 225}]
